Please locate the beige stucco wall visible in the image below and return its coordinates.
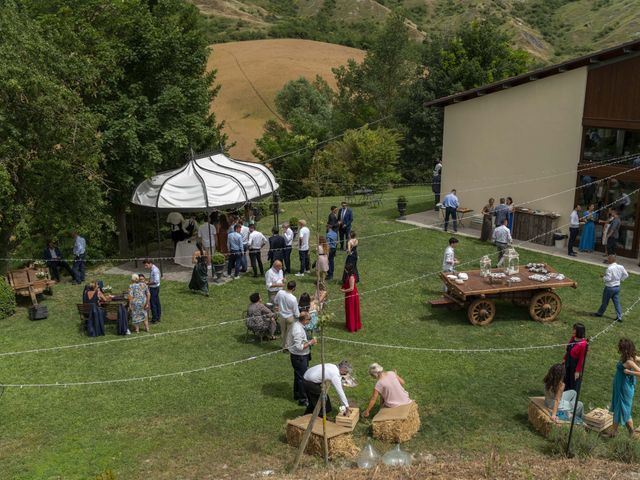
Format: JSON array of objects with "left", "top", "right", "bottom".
[{"left": 441, "top": 67, "right": 588, "bottom": 234}]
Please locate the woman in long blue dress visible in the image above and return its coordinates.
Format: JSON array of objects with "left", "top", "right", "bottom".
[
  {"left": 506, "top": 197, "right": 514, "bottom": 232},
  {"left": 578, "top": 204, "right": 598, "bottom": 252},
  {"left": 609, "top": 338, "right": 640, "bottom": 436}
]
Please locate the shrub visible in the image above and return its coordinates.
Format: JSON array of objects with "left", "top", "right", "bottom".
[
  {"left": 0, "top": 277, "right": 16, "bottom": 320},
  {"left": 288, "top": 217, "right": 299, "bottom": 227},
  {"left": 547, "top": 426, "right": 601, "bottom": 458},
  {"left": 606, "top": 433, "right": 640, "bottom": 463},
  {"left": 212, "top": 253, "right": 226, "bottom": 265},
  {"left": 397, "top": 195, "right": 407, "bottom": 204}
]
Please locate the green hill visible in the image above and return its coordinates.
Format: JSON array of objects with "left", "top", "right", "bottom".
[{"left": 192, "top": 0, "right": 640, "bottom": 62}]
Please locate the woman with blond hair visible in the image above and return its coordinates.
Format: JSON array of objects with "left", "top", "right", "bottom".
[
  {"left": 316, "top": 235, "right": 329, "bottom": 284},
  {"left": 362, "top": 363, "right": 412, "bottom": 417},
  {"left": 128, "top": 273, "right": 150, "bottom": 333}
]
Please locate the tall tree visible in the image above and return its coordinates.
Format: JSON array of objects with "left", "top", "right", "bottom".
[
  {"left": 398, "top": 19, "right": 531, "bottom": 181},
  {"left": 0, "top": 3, "right": 106, "bottom": 269},
  {"left": 24, "top": 0, "right": 226, "bottom": 254}
]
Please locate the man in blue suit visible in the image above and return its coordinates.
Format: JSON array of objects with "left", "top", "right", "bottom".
[
  {"left": 43, "top": 239, "right": 77, "bottom": 282},
  {"left": 337, "top": 201, "right": 353, "bottom": 251}
]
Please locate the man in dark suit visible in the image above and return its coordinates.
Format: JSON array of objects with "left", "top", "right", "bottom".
[
  {"left": 337, "top": 202, "right": 353, "bottom": 251},
  {"left": 268, "top": 226, "right": 286, "bottom": 267},
  {"left": 43, "top": 239, "right": 76, "bottom": 282},
  {"left": 327, "top": 206, "right": 339, "bottom": 232}
]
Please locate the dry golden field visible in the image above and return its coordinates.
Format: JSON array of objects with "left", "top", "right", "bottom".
[{"left": 206, "top": 39, "right": 364, "bottom": 160}]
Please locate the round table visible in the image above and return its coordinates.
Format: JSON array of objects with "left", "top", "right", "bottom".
[{"left": 174, "top": 239, "right": 197, "bottom": 268}]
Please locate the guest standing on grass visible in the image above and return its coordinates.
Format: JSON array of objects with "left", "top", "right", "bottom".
[
  {"left": 337, "top": 202, "right": 353, "bottom": 251},
  {"left": 248, "top": 223, "right": 268, "bottom": 277},
  {"left": 543, "top": 364, "right": 584, "bottom": 424},
  {"left": 265, "top": 260, "right": 285, "bottom": 303},
  {"left": 296, "top": 220, "right": 311, "bottom": 276},
  {"left": 128, "top": 274, "right": 150, "bottom": 333},
  {"left": 492, "top": 218, "right": 512, "bottom": 267},
  {"left": 341, "top": 263, "right": 361, "bottom": 333},
  {"left": 226, "top": 224, "right": 243, "bottom": 279},
  {"left": 568, "top": 204, "right": 582, "bottom": 257},
  {"left": 287, "top": 312, "right": 316, "bottom": 407},
  {"left": 188, "top": 241, "right": 209, "bottom": 296},
  {"left": 563, "top": 323, "right": 586, "bottom": 392},
  {"left": 442, "top": 237, "right": 459, "bottom": 273},
  {"left": 283, "top": 222, "right": 294, "bottom": 274},
  {"left": 316, "top": 235, "right": 329, "bottom": 285},
  {"left": 342, "top": 231, "right": 359, "bottom": 284},
  {"left": 71, "top": 231, "right": 87, "bottom": 284},
  {"left": 442, "top": 189, "right": 459, "bottom": 233},
  {"left": 275, "top": 280, "right": 299, "bottom": 349},
  {"left": 268, "top": 226, "right": 285, "bottom": 267},
  {"left": 480, "top": 198, "right": 495, "bottom": 242},
  {"left": 328, "top": 206, "right": 339, "bottom": 231},
  {"left": 593, "top": 255, "right": 628, "bottom": 322},
  {"left": 362, "top": 363, "right": 412, "bottom": 417},
  {"left": 609, "top": 338, "right": 640, "bottom": 437},
  {"left": 326, "top": 225, "right": 338, "bottom": 281},
  {"left": 579, "top": 204, "right": 598, "bottom": 252},
  {"left": 144, "top": 259, "right": 161, "bottom": 323}
]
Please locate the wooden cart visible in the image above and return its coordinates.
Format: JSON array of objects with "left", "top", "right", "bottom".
[
  {"left": 5, "top": 267, "right": 56, "bottom": 306},
  {"left": 431, "top": 266, "right": 577, "bottom": 326}
]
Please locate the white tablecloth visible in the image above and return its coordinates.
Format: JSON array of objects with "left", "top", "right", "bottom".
[{"left": 175, "top": 240, "right": 197, "bottom": 268}]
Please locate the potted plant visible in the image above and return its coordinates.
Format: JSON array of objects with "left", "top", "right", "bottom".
[
  {"left": 397, "top": 195, "right": 408, "bottom": 219},
  {"left": 212, "top": 253, "right": 226, "bottom": 283},
  {"left": 289, "top": 216, "right": 299, "bottom": 236}
]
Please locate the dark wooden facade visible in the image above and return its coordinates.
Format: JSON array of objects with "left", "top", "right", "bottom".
[{"left": 577, "top": 54, "right": 640, "bottom": 258}]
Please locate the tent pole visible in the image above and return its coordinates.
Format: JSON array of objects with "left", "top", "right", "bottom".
[
  {"left": 155, "top": 211, "right": 163, "bottom": 277},
  {"left": 207, "top": 211, "right": 214, "bottom": 279}
]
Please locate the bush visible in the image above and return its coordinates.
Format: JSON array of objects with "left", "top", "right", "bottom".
[
  {"left": 288, "top": 217, "right": 299, "bottom": 227},
  {"left": 0, "top": 277, "right": 16, "bottom": 320},
  {"left": 212, "top": 253, "right": 226, "bottom": 265},
  {"left": 606, "top": 433, "right": 640, "bottom": 463},
  {"left": 547, "top": 426, "right": 601, "bottom": 458}
]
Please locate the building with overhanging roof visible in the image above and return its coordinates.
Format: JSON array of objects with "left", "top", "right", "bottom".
[{"left": 426, "top": 39, "right": 640, "bottom": 258}]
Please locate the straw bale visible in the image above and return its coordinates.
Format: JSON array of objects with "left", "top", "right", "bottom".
[
  {"left": 528, "top": 396, "right": 568, "bottom": 437},
  {"left": 286, "top": 416, "right": 359, "bottom": 459},
  {"left": 372, "top": 402, "right": 420, "bottom": 443}
]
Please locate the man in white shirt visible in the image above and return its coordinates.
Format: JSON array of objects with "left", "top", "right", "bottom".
[
  {"left": 283, "top": 222, "right": 294, "bottom": 274},
  {"left": 265, "top": 260, "right": 285, "bottom": 303},
  {"left": 197, "top": 214, "right": 217, "bottom": 253},
  {"left": 303, "top": 360, "right": 351, "bottom": 415},
  {"left": 248, "top": 224, "right": 268, "bottom": 277},
  {"left": 568, "top": 204, "right": 582, "bottom": 257},
  {"left": 275, "top": 280, "right": 299, "bottom": 348},
  {"left": 593, "top": 255, "right": 628, "bottom": 322},
  {"left": 287, "top": 312, "right": 316, "bottom": 406},
  {"left": 296, "top": 219, "right": 311, "bottom": 276},
  {"left": 144, "top": 259, "right": 162, "bottom": 323},
  {"left": 442, "top": 237, "right": 459, "bottom": 273},
  {"left": 239, "top": 220, "right": 250, "bottom": 273},
  {"left": 492, "top": 218, "right": 512, "bottom": 267}
]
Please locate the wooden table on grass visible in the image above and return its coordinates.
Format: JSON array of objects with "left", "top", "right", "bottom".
[{"left": 430, "top": 266, "right": 577, "bottom": 326}]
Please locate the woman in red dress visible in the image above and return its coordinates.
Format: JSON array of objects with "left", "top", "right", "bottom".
[{"left": 341, "top": 263, "right": 361, "bottom": 333}]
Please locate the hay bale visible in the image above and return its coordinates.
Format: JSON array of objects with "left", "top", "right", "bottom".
[
  {"left": 286, "top": 414, "right": 359, "bottom": 459},
  {"left": 372, "top": 402, "right": 420, "bottom": 443},
  {"left": 528, "top": 396, "right": 569, "bottom": 437}
]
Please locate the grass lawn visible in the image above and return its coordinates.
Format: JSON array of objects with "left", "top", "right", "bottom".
[{"left": 1, "top": 186, "right": 639, "bottom": 479}]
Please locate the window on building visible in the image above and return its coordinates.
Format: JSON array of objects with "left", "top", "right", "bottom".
[{"left": 583, "top": 128, "right": 640, "bottom": 165}]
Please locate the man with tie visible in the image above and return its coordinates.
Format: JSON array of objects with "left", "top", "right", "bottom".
[
  {"left": 337, "top": 201, "right": 353, "bottom": 251},
  {"left": 71, "top": 231, "right": 87, "bottom": 284}
]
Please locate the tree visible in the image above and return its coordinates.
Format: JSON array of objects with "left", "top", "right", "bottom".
[
  {"left": 398, "top": 19, "right": 531, "bottom": 181},
  {"left": 0, "top": 3, "right": 107, "bottom": 270},
  {"left": 306, "top": 127, "right": 402, "bottom": 196},
  {"left": 23, "top": 0, "right": 226, "bottom": 254},
  {"left": 254, "top": 76, "right": 334, "bottom": 199},
  {"left": 332, "top": 14, "right": 417, "bottom": 130}
]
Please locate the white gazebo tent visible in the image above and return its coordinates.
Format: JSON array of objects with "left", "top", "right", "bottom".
[{"left": 131, "top": 151, "right": 279, "bottom": 273}]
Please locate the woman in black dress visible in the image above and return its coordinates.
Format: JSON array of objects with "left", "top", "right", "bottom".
[
  {"left": 342, "top": 231, "right": 360, "bottom": 284},
  {"left": 480, "top": 198, "right": 495, "bottom": 242},
  {"left": 189, "top": 241, "right": 210, "bottom": 296}
]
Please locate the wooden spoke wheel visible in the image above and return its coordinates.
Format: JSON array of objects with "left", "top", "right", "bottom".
[
  {"left": 529, "top": 291, "right": 562, "bottom": 322},
  {"left": 467, "top": 298, "right": 496, "bottom": 326}
]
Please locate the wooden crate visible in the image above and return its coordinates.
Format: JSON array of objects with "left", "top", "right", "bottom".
[
  {"left": 335, "top": 407, "right": 359, "bottom": 431},
  {"left": 584, "top": 408, "right": 613, "bottom": 433}
]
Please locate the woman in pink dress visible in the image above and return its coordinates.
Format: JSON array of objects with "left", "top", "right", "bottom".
[{"left": 341, "top": 262, "right": 361, "bottom": 332}]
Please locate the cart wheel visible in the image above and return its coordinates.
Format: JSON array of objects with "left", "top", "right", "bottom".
[
  {"left": 529, "top": 291, "right": 562, "bottom": 322},
  {"left": 467, "top": 298, "right": 496, "bottom": 326}
]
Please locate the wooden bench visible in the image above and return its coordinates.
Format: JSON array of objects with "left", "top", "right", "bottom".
[
  {"left": 6, "top": 267, "right": 56, "bottom": 305},
  {"left": 76, "top": 303, "right": 126, "bottom": 323}
]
